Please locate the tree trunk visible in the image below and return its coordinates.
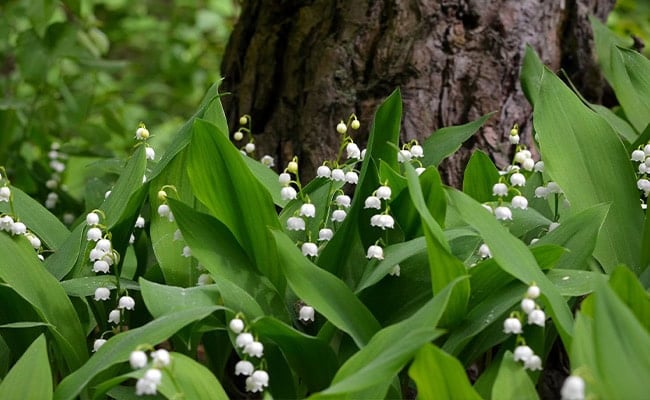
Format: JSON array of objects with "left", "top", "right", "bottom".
[{"left": 220, "top": 0, "right": 614, "bottom": 187}]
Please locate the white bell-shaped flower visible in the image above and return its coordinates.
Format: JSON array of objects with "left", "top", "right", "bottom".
[
  {"left": 364, "top": 196, "right": 381, "bottom": 209},
  {"left": 93, "top": 339, "right": 107, "bottom": 352},
  {"left": 376, "top": 186, "right": 391, "bottom": 200},
  {"left": 366, "top": 245, "right": 384, "bottom": 260},
  {"left": 331, "top": 168, "right": 345, "bottom": 181},
  {"left": 331, "top": 210, "right": 347, "bottom": 222},
  {"left": 235, "top": 360, "right": 255, "bottom": 376},
  {"left": 503, "top": 317, "right": 523, "bottom": 334},
  {"left": 316, "top": 165, "right": 331, "bottom": 178},
  {"left": 561, "top": 375, "right": 585, "bottom": 400},
  {"left": 478, "top": 243, "right": 491, "bottom": 258},
  {"left": 151, "top": 349, "right": 171, "bottom": 367},
  {"left": 229, "top": 318, "right": 245, "bottom": 334},
  {"left": 108, "top": 309, "right": 121, "bottom": 324},
  {"left": 631, "top": 149, "right": 645, "bottom": 162},
  {"left": 346, "top": 143, "right": 361, "bottom": 159},
  {"left": 410, "top": 144, "right": 424, "bottom": 158},
  {"left": 301, "top": 242, "right": 318, "bottom": 257},
  {"left": 494, "top": 206, "right": 513, "bottom": 221},
  {"left": 510, "top": 173, "right": 526, "bottom": 187},
  {"left": 299, "top": 203, "right": 316, "bottom": 218},
  {"left": 86, "top": 212, "right": 100, "bottom": 226},
  {"left": 243, "top": 341, "right": 264, "bottom": 358},
  {"left": 511, "top": 195, "right": 528, "bottom": 210},
  {"left": 335, "top": 195, "right": 351, "bottom": 208},
  {"left": 118, "top": 295, "right": 135, "bottom": 310},
  {"left": 129, "top": 350, "right": 148, "bottom": 369},
  {"left": 87, "top": 227, "right": 103, "bottom": 241},
  {"left": 345, "top": 171, "right": 358, "bottom": 184},
  {"left": 527, "top": 285, "right": 541, "bottom": 299},
  {"left": 492, "top": 183, "right": 508, "bottom": 197},
  {"left": 521, "top": 298, "right": 536, "bottom": 314},
  {"left": 94, "top": 287, "right": 111, "bottom": 301},
  {"left": 318, "top": 228, "right": 333, "bottom": 241},
  {"left": 236, "top": 332, "right": 254, "bottom": 348},
  {"left": 528, "top": 309, "right": 546, "bottom": 327},
  {"left": 513, "top": 345, "right": 534, "bottom": 362},
  {"left": 280, "top": 186, "right": 298, "bottom": 201},
  {"left": 299, "top": 305, "right": 315, "bottom": 322},
  {"left": 286, "top": 216, "right": 306, "bottom": 231}
]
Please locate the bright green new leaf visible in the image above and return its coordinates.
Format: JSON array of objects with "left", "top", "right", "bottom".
[
  {"left": 168, "top": 198, "right": 285, "bottom": 320},
  {"left": 272, "top": 229, "right": 380, "bottom": 348},
  {"left": 0, "top": 335, "right": 52, "bottom": 400},
  {"left": 188, "top": 118, "right": 284, "bottom": 292},
  {"left": 422, "top": 112, "right": 494, "bottom": 167},
  {"left": 520, "top": 46, "right": 643, "bottom": 273},
  {"left": 462, "top": 150, "right": 501, "bottom": 203},
  {"left": 608, "top": 266, "right": 650, "bottom": 332},
  {"left": 409, "top": 343, "right": 482, "bottom": 400},
  {"left": 53, "top": 306, "right": 219, "bottom": 400}
]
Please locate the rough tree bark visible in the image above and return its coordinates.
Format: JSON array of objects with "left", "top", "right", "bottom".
[{"left": 220, "top": 0, "right": 615, "bottom": 187}]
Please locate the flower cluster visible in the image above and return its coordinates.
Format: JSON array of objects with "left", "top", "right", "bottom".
[
  {"left": 128, "top": 347, "right": 171, "bottom": 396},
  {"left": 631, "top": 143, "right": 650, "bottom": 209},
  {"left": 229, "top": 315, "right": 270, "bottom": 393},
  {"left": 45, "top": 142, "right": 66, "bottom": 210},
  {"left": 363, "top": 183, "right": 397, "bottom": 261},
  {"left": 503, "top": 284, "right": 546, "bottom": 371},
  {"left": 0, "top": 172, "right": 44, "bottom": 259},
  {"left": 86, "top": 211, "right": 120, "bottom": 274},
  {"left": 396, "top": 140, "right": 426, "bottom": 175}
]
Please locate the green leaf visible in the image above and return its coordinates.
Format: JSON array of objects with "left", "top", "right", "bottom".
[
  {"left": 462, "top": 150, "right": 501, "bottom": 203},
  {"left": 149, "top": 149, "right": 195, "bottom": 286},
  {"left": 243, "top": 156, "right": 287, "bottom": 207},
  {"left": 422, "top": 112, "right": 494, "bottom": 167},
  {"left": 272, "top": 229, "right": 380, "bottom": 348},
  {"left": 0, "top": 234, "right": 87, "bottom": 371},
  {"left": 311, "top": 277, "right": 466, "bottom": 399},
  {"left": 355, "top": 237, "right": 426, "bottom": 294},
  {"left": 60, "top": 276, "right": 139, "bottom": 297},
  {"left": 570, "top": 278, "right": 650, "bottom": 400},
  {"left": 53, "top": 306, "right": 219, "bottom": 400},
  {"left": 521, "top": 46, "right": 644, "bottom": 273},
  {"left": 608, "top": 266, "right": 650, "bottom": 332},
  {"left": 139, "top": 278, "right": 223, "bottom": 318},
  {"left": 157, "top": 352, "right": 229, "bottom": 400},
  {"left": 168, "top": 198, "right": 285, "bottom": 320},
  {"left": 0, "top": 335, "right": 52, "bottom": 400},
  {"left": 252, "top": 317, "right": 338, "bottom": 392},
  {"left": 533, "top": 204, "right": 609, "bottom": 270},
  {"left": 446, "top": 188, "right": 574, "bottom": 346},
  {"left": 491, "top": 351, "right": 539, "bottom": 400},
  {"left": 409, "top": 343, "right": 482, "bottom": 400},
  {"left": 188, "top": 118, "right": 284, "bottom": 292},
  {"left": 0, "top": 186, "right": 69, "bottom": 250},
  {"left": 591, "top": 18, "right": 649, "bottom": 132}
]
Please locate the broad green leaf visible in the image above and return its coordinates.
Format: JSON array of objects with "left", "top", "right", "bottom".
[
  {"left": 355, "top": 237, "right": 426, "bottom": 293},
  {"left": 491, "top": 351, "right": 539, "bottom": 400},
  {"left": 53, "top": 306, "right": 219, "bottom": 400},
  {"left": 252, "top": 317, "right": 338, "bottom": 392},
  {"left": 521, "top": 46, "right": 643, "bottom": 273},
  {"left": 44, "top": 223, "right": 85, "bottom": 280},
  {"left": 422, "top": 112, "right": 494, "bottom": 167},
  {"left": 608, "top": 266, "right": 650, "bottom": 332},
  {"left": 591, "top": 18, "right": 649, "bottom": 132},
  {"left": 168, "top": 198, "right": 284, "bottom": 320},
  {"left": 149, "top": 149, "right": 195, "bottom": 286},
  {"left": 571, "top": 278, "right": 650, "bottom": 400},
  {"left": 139, "top": 279, "right": 223, "bottom": 318},
  {"left": 462, "top": 150, "right": 501, "bottom": 203},
  {"left": 447, "top": 188, "right": 574, "bottom": 346},
  {"left": 0, "top": 186, "right": 68, "bottom": 250},
  {"left": 272, "top": 229, "right": 380, "bottom": 348},
  {"left": 188, "top": 118, "right": 284, "bottom": 292},
  {"left": 311, "top": 277, "right": 465, "bottom": 399},
  {"left": 319, "top": 89, "right": 402, "bottom": 278},
  {"left": 0, "top": 335, "right": 52, "bottom": 400},
  {"left": 409, "top": 343, "right": 482, "bottom": 400},
  {"left": 60, "top": 276, "right": 139, "bottom": 297},
  {"left": 0, "top": 234, "right": 87, "bottom": 371},
  {"left": 243, "top": 156, "right": 287, "bottom": 207},
  {"left": 405, "top": 163, "right": 469, "bottom": 324},
  {"left": 533, "top": 204, "right": 609, "bottom": 270},
  {"left": 157, "top": 352, "right": 229, "bottom": 400},
  {"left": 547, "top": 269, "right": 603, "bottom": 297}
]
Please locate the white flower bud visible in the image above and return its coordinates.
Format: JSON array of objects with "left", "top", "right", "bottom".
[
  {"left": 94, "top": 287, "right": 111, "bottom": 301},
  {"left": 527, "top": 284, "right": 541, "bottom": 299},
  {"left": 86, "top": 212, "right": 100, "bottom": 226},
  {"left": 244, "top": 142, "right": 255, "bottom": 154},
  {"left": 118, "top": 295, "right": 135, "bottom": 310},
  {"left": 503, "top": 317, "right": 523, "bottom": 334},
  {"left": 93, "top": 339, "right": 107, "bottom": 352},
  {"left": 316, "top": 165, "right": 331, "bottom": 178},
  {"left": 181, "top": 246, "right": 192, "bottom": 258},
  {"left": 351, "top": 119, "right": 360, "bottom": 130},
  {"left": 376, "top": 185, "right": 392, "bottom": 200},
  {"left": 157, "top": 204, "right": 171, "bottom": 218},
  {"left": 135, "top": 127, "right": 149, "bottom": 140},
  {"left": 478, "top": 243, "right": 491, "bottom": 258},
  {"left": 229, "top": 318, "right": 245, "bottom": 334},
  {"left": 336, "top": 121, "right": 347, "bottom": 134},
  {"left": 494, "top": 206, "right": 513, "bottom": 220},
  {"left": 145, "top": 147, "right": 155, "bottom": 161},
  {"left": 301, "top": 242, "right": 318, "bottom": 257},
  {"left": 299, "top": 203, "right": 316, "bottom": 218},
  {"left": 299, "top": 305, "right": 315, "bottom": 322},
  {"left": 521, "top": 298, "right": 536, "bottom": 314},
  {"left": 561, "top": 375, "right": 585, "bottom": 400},
  {"left": 366, "top": 245, "right": 384, "bottom": 260},
  {"left": 492, "top": 183, "right": 509, "bottom": 197},
  {"left": 129, "top": 350, "right": 148, "bottom": 369},
  {"left": 346, "top": 143, "right": 361, "bottom": 159},
  {"left": 151, "top": 349, "right": 171, "bottom": 367},
  {"left": 260, "top": 155, "right": 274, "bottom": 167},
  {"left": 331, "top": 209, "right": 346, "bottom": 222},
  {"left": 511, "top": 195, "right": 528, "bottom": 210},
  {"left": 286, "top": 216, "right": 306, "bottom": 231},
  {"left": 331, "top": 168, "right": 345, "bottom": 181},
  {"left": 318, "top": 228, "right": 333, "bottom": 241},
  {"left": 510, "top": 173, "right": 526, "bottom": 187}
]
